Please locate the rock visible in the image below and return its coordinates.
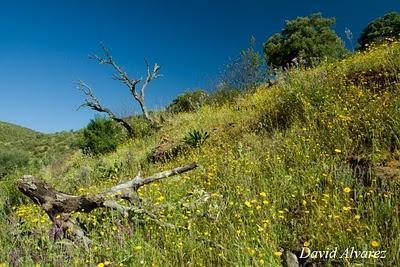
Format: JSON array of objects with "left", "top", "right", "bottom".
[
  {"left": 285, "top": 250, "right": 299, "bottom": 267},
  {"left": 148, "top": 140, "right": 185, "bottom": 163}
]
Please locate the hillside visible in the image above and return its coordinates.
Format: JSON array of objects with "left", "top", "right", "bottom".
[
  {"left": 0, "top": 121, "right": 41, "bottom": 146},
  {"left": 1, "top": 42, "right": 400, "bottom": 266},
  {"left": 0, "top": 121, "right": 79, "bottom": 179}
]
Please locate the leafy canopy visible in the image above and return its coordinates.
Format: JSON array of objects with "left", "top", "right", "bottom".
[
  {"left": 219, "top": 37, "right": 268, "bottom": 90},
  {"left": 263, "top": 13, "right": 348, "bottom": 68},
  {"left": 167, "top": 89, "right": 209, "bottom": 113},
  {"left": 357, "top": 12, "right": 400, "bottom": 50}
]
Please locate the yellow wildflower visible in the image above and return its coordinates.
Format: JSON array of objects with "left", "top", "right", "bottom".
[
  {"left": 342, "top": 206, "right": 351, "bottom": 212},
  {"left": 244, "top": 201, "right": 252, "bottom": 208},
  {"left": 274, "top": 251, "right": 282, "bottom": 257},
  {"left": 343, "top": 187, "right": 351, "bottom": 193},
  {"left": 371, "top": 240, "right": 380, "bottom": 248}
]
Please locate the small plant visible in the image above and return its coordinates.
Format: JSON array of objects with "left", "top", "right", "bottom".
[
  {"left": 184, "top": 129, "right": 210, "bottom": 148},
  {"left": 98, "top": 161, "right": 124, "bottom": 179}
]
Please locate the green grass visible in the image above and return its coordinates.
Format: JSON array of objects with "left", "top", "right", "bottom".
[{"left": 1, "top": 41, "right": 400, "bottom": 266}]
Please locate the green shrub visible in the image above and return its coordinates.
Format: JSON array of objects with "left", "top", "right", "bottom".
[
  {"left": 79, "top": 117, "right": 122, "bottom": 155},
  {"left": 0, "top": 149, "right": 30, "bottom": 178},
  {"left": 167, "top": 89, "right": 209, "bottom": 113},
  {"left": 127, "top": 115, "right": 156, "bottom": 138},
  {"left": 219, "top": 37, "right": 268, "bottom": 91}
]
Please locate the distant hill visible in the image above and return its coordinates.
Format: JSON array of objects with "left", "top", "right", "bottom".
[
  {"left": 0, "top": 121, "right": 42, "bottom": 146},
  {"left": 0, "top": 121, "right": 80, "bottom": 165}
]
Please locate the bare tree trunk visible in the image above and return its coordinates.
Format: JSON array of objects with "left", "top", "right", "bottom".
[
  {"left": 79, "top": 44, "right": 161, "bottom": 127},
  {"left": 18, "top": 162, "right": 198, "bottom": 244}
]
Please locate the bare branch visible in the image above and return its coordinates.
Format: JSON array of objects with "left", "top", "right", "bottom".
[
  {"left": 76, "top": 80, "right": 134, "bottom": 135},
  {"left": 106, "top": 162, "right": 198, "bottom": 194},
  {"left": 140, "top": 59, "right": 161, "bottom": 100},
  {"left": 84, "top": 44, "right": 161, "bottom": 125}
]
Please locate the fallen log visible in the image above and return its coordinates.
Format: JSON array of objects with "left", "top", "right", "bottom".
[{"left": 17, "top": 162, "right": 198, "bottom": 244}]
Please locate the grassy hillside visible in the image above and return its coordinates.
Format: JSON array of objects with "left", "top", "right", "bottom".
[
  {"left": 0, "top": 121, "right": 41, "bottom": 145},
  {"left": 0, "top": 121, "right": 79, "bottom": 165},
  {"left": 1, "top": 41, "right": 400, "bottom": 266}
]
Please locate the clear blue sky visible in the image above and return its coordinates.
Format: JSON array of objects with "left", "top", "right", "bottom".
[{"left": 0, "top": 0, "right": 399, "bottom": 133}]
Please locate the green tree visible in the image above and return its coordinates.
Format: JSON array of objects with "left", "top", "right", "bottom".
[
  {"left": 357, "top": 12, "right": 400, "bottom": 50},
  {"left": 167, "top": 89, "right": 209, "bottom": 113},
  {"left": 219, "top": 37, "right": 268, "bottom": 90},
  {"left": 80, "top": 117, "right": 122, "bottom": 155},
  {"left": 263, "top": 13, "right": 348, "bottom": 68}
]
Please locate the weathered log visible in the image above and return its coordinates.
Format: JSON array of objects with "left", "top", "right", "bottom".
[{"left": 17, "top": 162, "right": 198, "bottom": 243}]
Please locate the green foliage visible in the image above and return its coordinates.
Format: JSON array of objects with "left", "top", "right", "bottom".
[
  {"left": 0, "top": 149, "right": 30, "bottom": 177},
  {"left": 127, "top": 115, "right": 155, "bottom": 138},
  {"left": 0, "top": 121, "right": 79, "bottom": 166},
  {"left": 358, "top": 12, "right": 400, "bottom": 50},
  {"left": 167, "top": 89, "right": 209, "bottom": 113},
  {"left": 207, "top": 87, "right": 242, "bottom": 106},
  {"left": 2, "top": 40, "right": 400, "bottom": 267},
  {"left": 219, "top": 37, "right": 268, "bottom": 90},
  {"left": 98, "top": 161, "right": 124, "bottom": 179},
  {"left": 184, "top": 129, "right": 210, "bottom": 148},
  {"left": 80, "top": 117, "right": 122, "bottom": 155},
  {"left": 0, "top": 121, "right": 40, "bottom": 144},
  {"left": 263, "top": 13, "right": 348, "bottom": 68}
]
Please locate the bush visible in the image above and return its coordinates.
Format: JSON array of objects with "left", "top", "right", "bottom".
[
  {"left": 79, "top": 117, "right": 122, "bottom": 155},
  {"left": 219, "top": 37, "right": 268, "bottom": 91},
  {"left": 127, "top": 115, "right": 155, "bottom": 138},
  {"left": 358, "top": 12, "right": 400, "bottom": 50},
  {"left": 0, "top": 149, "right": 30, "bottom": 178},
  {"left": 167, "top": 90, "right": 209, "bottom": 113}
]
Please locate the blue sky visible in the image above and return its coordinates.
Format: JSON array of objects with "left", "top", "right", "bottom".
[{"left": 0, "top": 0, "right": 399, "bottom": 133}]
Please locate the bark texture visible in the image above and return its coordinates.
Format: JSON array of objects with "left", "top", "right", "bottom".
[{"left": 18, "top": 162, "right": 198, "bottom": 243}]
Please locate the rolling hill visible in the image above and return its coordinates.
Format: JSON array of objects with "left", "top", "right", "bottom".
[{"left": 0, "top": 121, "right": 79, "bottom": 173}]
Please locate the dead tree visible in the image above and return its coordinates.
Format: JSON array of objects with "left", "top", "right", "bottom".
[
  {"left": 77, "top": 80, "right": 135, "bottom": 135},
  {"left": 78, "top": 43, "right": 161, "bottom": 134},
  {"left": 18, "top": 162, "right": 198, "bottom": 244}
]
